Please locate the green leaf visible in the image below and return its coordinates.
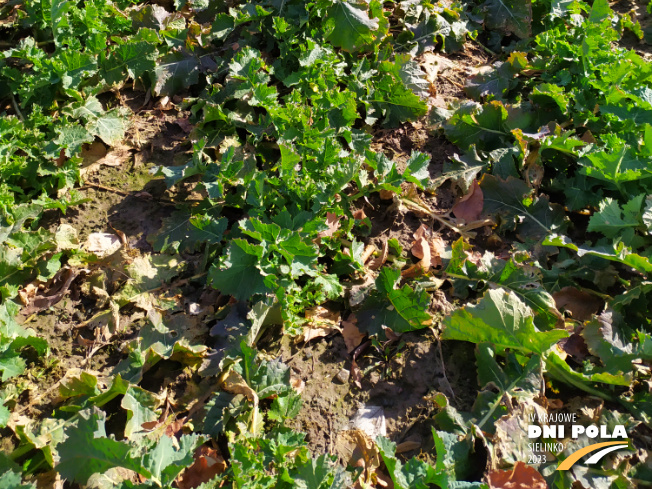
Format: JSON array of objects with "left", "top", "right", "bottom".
[
  {"left": 480, "top": 0, "right": 532, "bottom": 39},
  {"left": 579, "top": 143, "right": 652, "bottom": 187},
  {"left": 57, "top": 408, "right": 144, "bottom": 484},
  {"left": 544, "top": 235, "right": 652, "bottom": 274},
  {"left": 545, "top": 348, "right": 630, "bottom": 391},
  {"left": 357, "top": 268, "right": 431, "bottom": 335},
  {"left": 444, "top": 238, "right": 562, "bottom": 328},
  {"left": 443, "top": 101, "right": 509, "bottom": 151},
  {"left": 142, "top": 434, "right": 204, "bottom": 486},
  {"left": 55, "top": 125, "right": 93, "bottom": 157},
  {"left": 403, "top": 152, "right": 431, "bottom": 189},
  {"left": 588, "top": 196, "right": 643, "bottom": 240},
  {"left": 87, "top": 110, "right": 130, "bottom": 147},
  {"left": 325, "top": 0, "right": 381, "bottom": 52},
  {"left": 0, "top": 470, "right": 35, "bottom": 489},
  {"left": 370, "top": 74, "right": 428, "bottom": 127},
  {"left": 151, "top": 53, "right": 201, "bottom": 96},
  {"left": 588, "top": 0, "right": 611, "bottom": 23},
  {"left": 480, "top": 174, "right": 567, "bottom": 241},
  {"left": 473, "top": 345, "right": 541, "bottom": 433},
  {"left": 376, "top": 436, "right": 447, "bottom": 489},
  {"left": 442, "top": 288, "right": 568, "bottom": 354},
  {"left": 208, "top": 239, "right": 270, "bottom": 301},
  {"left": 268, "top": 393, "right": 302, "bottom": 421},
  {"left": 101, "top": 42, "right": 158, "bottom": 85}
]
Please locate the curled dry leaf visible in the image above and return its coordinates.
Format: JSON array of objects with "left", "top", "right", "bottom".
[
  {"left": 402, "top": 236, "right": 431, "bottom": 278},
  {"left": 176, "top": 445, "right": 227, "bottom": 489},
  {"left": 350, "top": 430, "right": 380, "bottom": 485},
  {"left": 559, "top": 333, "right": 590, "bottom": 361},
  {"left": 22, "top": 268, "right": 79, "bottom": 315},
  {"left": 379, "top": 189, "right": 394, "bottom": 200},
  {"left": 368, "top": 239, "right": 389, "bottom": 270},
  {"left": 395, "top": 439, "right": 421, "bottom": 454},
  {"left": 81, "top": 141, "right": 108, "bottom": 165},
  {"left": 220, "top": 369, "right": 258, "bottom": 404},
  {"left": 487, "top": 461, "right": 548, "bottom": 489},
  {"left": 300, "top": 305, "right": 342, "bottom": 343},
  {"left": 176, "top": 117, "right": 194, "bottom": 133},
  {"left": 430, "top": 235, "right": 446, "bottom": 268},
  {"left": 17, "top": 283, "right": 38, "bottom": 306},
  {"left": 84, "top": 232, "right": 122, "bottom": 257},
  {"left": 342, "top": 314, "right": 366, "bottom": 353},
  {"left": 361, "top": 244, "right": 376, "bottom": 265},
  {"left": 99, "top": 148, "right": 132, "bottom": 167},
  {"left": 290, "top": 375, "right": 305, "bottom": 394},
  {"left": 316, "top": 212, "right": 340, "bottom": 240},
  {"left": 552, "top": 286, "right": 602, "bottom": 321},
  {"left": 452, "top": 179, "right": 484, "bottom": 223},
  {"left": 352, "top": 209, "right": 367, "bottom": 220}
]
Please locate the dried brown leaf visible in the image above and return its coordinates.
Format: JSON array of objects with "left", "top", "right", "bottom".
[
  {"left": 430, "top": 236, "right": 446, "bottom": 268},
  {"left": 552, "top": 287, "right": 602, "bottom": 321},
  {"left": 220, "top": 370, "right": 258, "bottom": 404},
  {"left": 342, "top": 314, "right": 366, "bottom": 353},
  {"left": 368, "top": 240, "right": 388, "bottom": 270},
  {"left": 361, "top": 244, "right": 376, "bottom": 265},
  {"left": 395, "top": 439, "right": 421, "bottom": 454},
  {"left": 379, "top": 189, "right": 394, "bottom": 200},
  {"left": 177, "top": 445, "right": 227, "bottom": 489},
  {"left": 83, "top": 233, "right": 122, "bottom": 257},
  {"left": 487, "top": 461, "right": 548, "bottom": 489},
  {"left": 452, "top": 180, "right": 484, "bottom": 222},
  {"left": 317, "top": 212, "right": 340, "bottom": 240},
  {"left": 22, "top": 268, "right": 78, "bottom": 315}
]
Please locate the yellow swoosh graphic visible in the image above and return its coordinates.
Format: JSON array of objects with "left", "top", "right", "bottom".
[{"left": 557, "top": 441, "right": 628, "bottom": 470}]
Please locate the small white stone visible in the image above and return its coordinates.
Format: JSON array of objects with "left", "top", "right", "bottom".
[{"left": 335, "top": 368, "right": 350, "bottom": 383}]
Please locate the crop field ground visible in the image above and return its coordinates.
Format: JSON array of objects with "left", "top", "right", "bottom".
[{"left": 1, "top": 0, "right": 652, "bottom": 488}]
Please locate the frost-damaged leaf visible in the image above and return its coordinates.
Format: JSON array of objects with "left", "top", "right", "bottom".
[
  {"left": 442, "top": 288, "right": 568, "bottom": 354},
  {"left": 57, "top": 408, "right": 145, "bottom": 484},
  {"left": 0, "top": 469, "right": 35, "bottom": 489},
  {"left": 465, "top": 53, "right": 528, "bottom": 100},
  {"left": 87, "top": 110, "right": 130, "bottom": 147},
  {"left": 480, "top": 174, "right": 567, "bottom": 241},
  {"left": 357, "top": 268, "right": 431, "bottom": 336},
  {"left": 325, "top": 0, "right": 380, "bottom": 52},
  {"left": 582, "top": 311, "right": 652, "bottom": 377},
  {"left": 487, "top": 461, "right": 547, "bottom": 489},
  {"left": 151, "top": 52, "right": 201, "bottom": 96},
  {"left": 480, "top": 0, "right": 532, "bottom": 39},
  {"left": 208, "top": 239, "right": 270, "bottom": 301},
  {"left": 376, "top": 436, "right": 448, "bottom": 489},
  {"left": 445, "top": 238, "right": 562, "bottom": 328},
  {"left": 142, "top": 434, "right": 205, "bottom": 486},
  {"left": 432, "top": 149, "right": 486, "bottom": 193},
  {"left": 443, "top": 101, "right": 509, "bottom": 151},
  {"left": 473, "top": 345, "right": 541, "bottom": 433},
  {"left": 121, "top": 385, "right": 161, "bottom": 439}
]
